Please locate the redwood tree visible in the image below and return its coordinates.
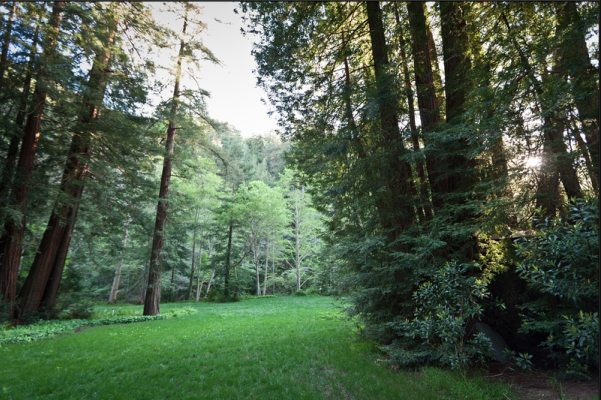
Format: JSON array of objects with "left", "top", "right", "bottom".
[
  {"left": 17, "top": 9, "right": 118, "bottom": 315},
  {"left": 143, "top": 8, "right": 189, "bottom": 316},
  {"left": 0, "top": 1, "right": 64, "bottom": 308}
]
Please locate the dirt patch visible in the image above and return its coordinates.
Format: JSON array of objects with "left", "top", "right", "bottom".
[{"left": 480, "top": 362, "right": 599, "bottom": 400}]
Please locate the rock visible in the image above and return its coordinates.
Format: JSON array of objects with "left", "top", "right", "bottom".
[{"left": 475, "top": 322, "right": 510, "bottom": 363}]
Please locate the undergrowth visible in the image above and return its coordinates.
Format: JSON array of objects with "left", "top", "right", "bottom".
[{"left": 0, "top": 308, "right": 196, "bottom": 346}]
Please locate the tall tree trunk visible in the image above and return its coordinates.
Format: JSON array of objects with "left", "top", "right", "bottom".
[
  {"left": 203, "top": 237, "right": 215, "bottom": 295},
  {"left": 0, "top": 17, "right": 40, "bottom": 214},
  {"left": 223, "top": 183, "right": 235, "bottom": 297},
  {"left": 439, "top": 2, "right": 474, "bottom": 206},
  {"left": 187, "top": 209, "right": 199, "bottom": 300},
  {"left": 366, "top": 1, "right": 416, "bottom": 238},
  {"left": 567, "top": 117, "right": 598, "bottom": 194},
  {"left": 143, "top": 12, "right": 188, "bottom": 316},
  {"left": 407, "top": 1, "right": 444, "bottom": 210},
  {"left": 394, "top": 3, "right": 432, "bottom": 221},
  {"left": 272, "top": 240, "right": 275, "bottom": 295},
  {"left": 554, "top": 2, "right": 599, "bottom": 179},
  {"left": 263, "top": 240, "right": 268, "bottom": 296},
  {"left": 109, "top": 219, "right": 130, "bottom": 303},
  {"left": 195, "top": 271, "right": 205, "bottom": 301},
  {"left": 295, "top": 188, "right": 301, "bottom": 291},
  {"left": 0, "top": 1, "right": 16, "bottom": 92},
  {"left": 501, "top": 12, "right": 583, "bottom": 212},
  {"left": 18, "top": 13, "right": 117, "bottom": 315},
  {"left": 0, "top": 2, "right": 64, "bottom": 310},
  {"left": 254, "top": 246, "right": 261, "bottom": 296}
]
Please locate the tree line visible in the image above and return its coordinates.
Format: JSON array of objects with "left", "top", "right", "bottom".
[{"left": 0, "top": 2, "right": 330, "bottom": 324}]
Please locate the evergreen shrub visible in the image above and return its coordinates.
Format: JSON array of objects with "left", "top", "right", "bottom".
[
  {"left": 385, "top": 262, "right": 494, "bottom": 374},
  {"left": 514, "top": 198, "right": 599, "bottom": 374}
]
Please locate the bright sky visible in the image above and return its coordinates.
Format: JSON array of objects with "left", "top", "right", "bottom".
[{"left": 148, "top": 2, "right": 278, "bottom": 138}]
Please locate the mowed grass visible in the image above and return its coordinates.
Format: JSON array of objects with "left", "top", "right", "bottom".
[{"left": 0, "top": 297, "right": 515, "bottom": 399}]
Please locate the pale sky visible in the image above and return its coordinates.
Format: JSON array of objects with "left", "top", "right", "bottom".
[{"left": 148, "top": 2, "right": 278, "bottom": 138}]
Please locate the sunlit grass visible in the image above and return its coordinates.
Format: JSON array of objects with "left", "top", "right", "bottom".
[{"left": 0, "top": 297, "right": 516, "bottom": 399}]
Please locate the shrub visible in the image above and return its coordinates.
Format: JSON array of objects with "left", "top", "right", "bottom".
[
  {"left": 385, "top": 262, "right": 494, "bottom": 376},
  {"left": 514, "top": 198, "right": 599, "bottom": 372},
  {"left": 293, "top": 290, "right": 307, "bottom": 296}
]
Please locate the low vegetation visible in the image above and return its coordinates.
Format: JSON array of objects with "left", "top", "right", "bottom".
[{"left": 0, "top": 297, "right": 516, "bottom": 399}]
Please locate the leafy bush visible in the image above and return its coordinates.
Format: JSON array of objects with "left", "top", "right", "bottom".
[
  {"left": 294, "top": 290, "right": 307, "bottom": 296},
  {"left": 514, "top": 198, "right": 599, "bottom": 371},
  {"left": 385, "top": 262, "right": 493, "bottom": 376},
  {"left": 0, "top": 308, "right": 196, "bottom": 346}
]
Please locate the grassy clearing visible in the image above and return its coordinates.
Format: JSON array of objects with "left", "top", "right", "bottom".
[{"left": 0, "top": 297, "right": 515, "bottom": 399}]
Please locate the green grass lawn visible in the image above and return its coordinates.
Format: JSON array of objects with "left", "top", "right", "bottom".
[{"left": 0, "top": 297, "right": 516, "bottom": 399}]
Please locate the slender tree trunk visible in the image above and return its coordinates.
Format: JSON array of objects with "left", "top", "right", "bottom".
[
  {"left": 272, "top": 240, "right": 275, "bottom": 295},
  {"left": 223, "top": 183, "right": 235, "bottom": 297},
  {"left": 254, "top": 246, "right": 261, "bottom": 296},
  {"left": 0, "top": 2, "right": 64, "bottom": 310},
  {"left": 439, "top": 2, "right": 474, "bottom": 209},
  {"left": 187, "top": 210, "right": 199, "bottom": 300},
  {"left": 555, "top": 2, "right": 599, "bottom": 178},
  {"left": 408, "top": 1, "right": 450, "bottom": 211},
  {"left": 196, "top": 270, "right": 205, "bottom": 301},
  {"left": 366, "top": 1, "right": 416, "bottom": 237},
  {"left": 426, "top": 21, "right": 444, "bottom": 113},
  {"left": 109, "top": 219, "right": 130, "bottom": 303},
  {"left": 263, "top": 240, "right": 268, "bottom": 296},
  {"left": 501, "top": 11, "right": 583, "bottom": 210},
  {"left": 144, "top": 13, "right": 188, "bottom": 316},
  {"left": 0, "top": 1, "right": 16, "bottom": 92},
  {"left": 394, "top": 4, "right": 432, "bottom": 221},
  {"left": 0, "top": 17, "right": 40, "bottom": 215},
  {"left": 204, "top": 238, "right": 215, "bottom": 295},
  {"left": 568, "top": 118, "right": 598, "bottom": 194},
  {"left": 18, "top": 13, "right": 117, "bottom": 315},
  {"left": 205, "top": 269, "right": 215, "bottom": 295},
  {"left": 295, "top": 188, "right": 301, "bottom": 291}
]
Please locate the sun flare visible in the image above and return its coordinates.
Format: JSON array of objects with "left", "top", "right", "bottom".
[{"left": 525, "top": 157, "right": 541, "bottom": 168}]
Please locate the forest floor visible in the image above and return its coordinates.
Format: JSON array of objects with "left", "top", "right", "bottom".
[
  {"left": 481, "top": 362, "right": 599, "bottom": 400},
  {"left": 0, "top": 296, "right": 596, "bottom": 399}
]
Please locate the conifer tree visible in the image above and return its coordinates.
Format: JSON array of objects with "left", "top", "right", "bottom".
[{"left": 0, "top": 1, "right": 64, "bottom": 309}]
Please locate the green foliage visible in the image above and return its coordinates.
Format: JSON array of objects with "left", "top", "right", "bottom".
[
  {"left": 293, "top": 289, "right": 307, "bottom": 296},
  {"left": 386, "top": 262, "right": 494, "bottom": 373},
  {"left": 503, "top": 349, "right": 534, "bottom": 371},
  {"left": 514, "top": 198, "right": 599, "bottom": 369},
  {"left": 0, "top": 308, "right": 196, "bottom": 346}
]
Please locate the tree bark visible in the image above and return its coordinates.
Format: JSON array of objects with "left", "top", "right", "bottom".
[
  {"left": 18, "top": 12, "right": 116, "bottom": 315},
  {"left": 438, "top": 1, "right": 474, "bottom": 209},
  {"left": 187, "top": 209, "right": 199, "bottom": 300},
  {"left": 144, "top": 12, "right": 188, "bottom": 316},
  {"left": 554, "top": 2, "right": 598, "bottom": 193},
  {"left": 0, "top": 16, "right": 40, "bottom": 214},
  {"left": 555, "top": 2, "right": 599, "bottom": 179},
  {"left": 0, "top": 1, "right": 16, "bottom": 92},
  {"left": 0, "top": 2, "right": 64, "bottom": 310},
  {"left": 394, "top": 3, "right": 432, "bottom": 221},
  {"left": 295, "top": 188, "right": 301, "bottom": 291},
  {"left": 263, "top": 240, "right": 268, "bottom": 296},
  {"left": 108, "top": 220, "right": 129, "bottom": 303},
  {"left": 407, "top": 1, "right": 445, "bottom": 210},
  {"left": 366, "top": 1, "right": 416, "bottom": 238},
  {"left": 223, "top": 183, "right": 235, "bottom": 297}
]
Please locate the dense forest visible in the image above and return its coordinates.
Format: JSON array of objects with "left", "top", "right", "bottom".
[{"left": 0, "top": 1, "right": 598, "bottom": 377}]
